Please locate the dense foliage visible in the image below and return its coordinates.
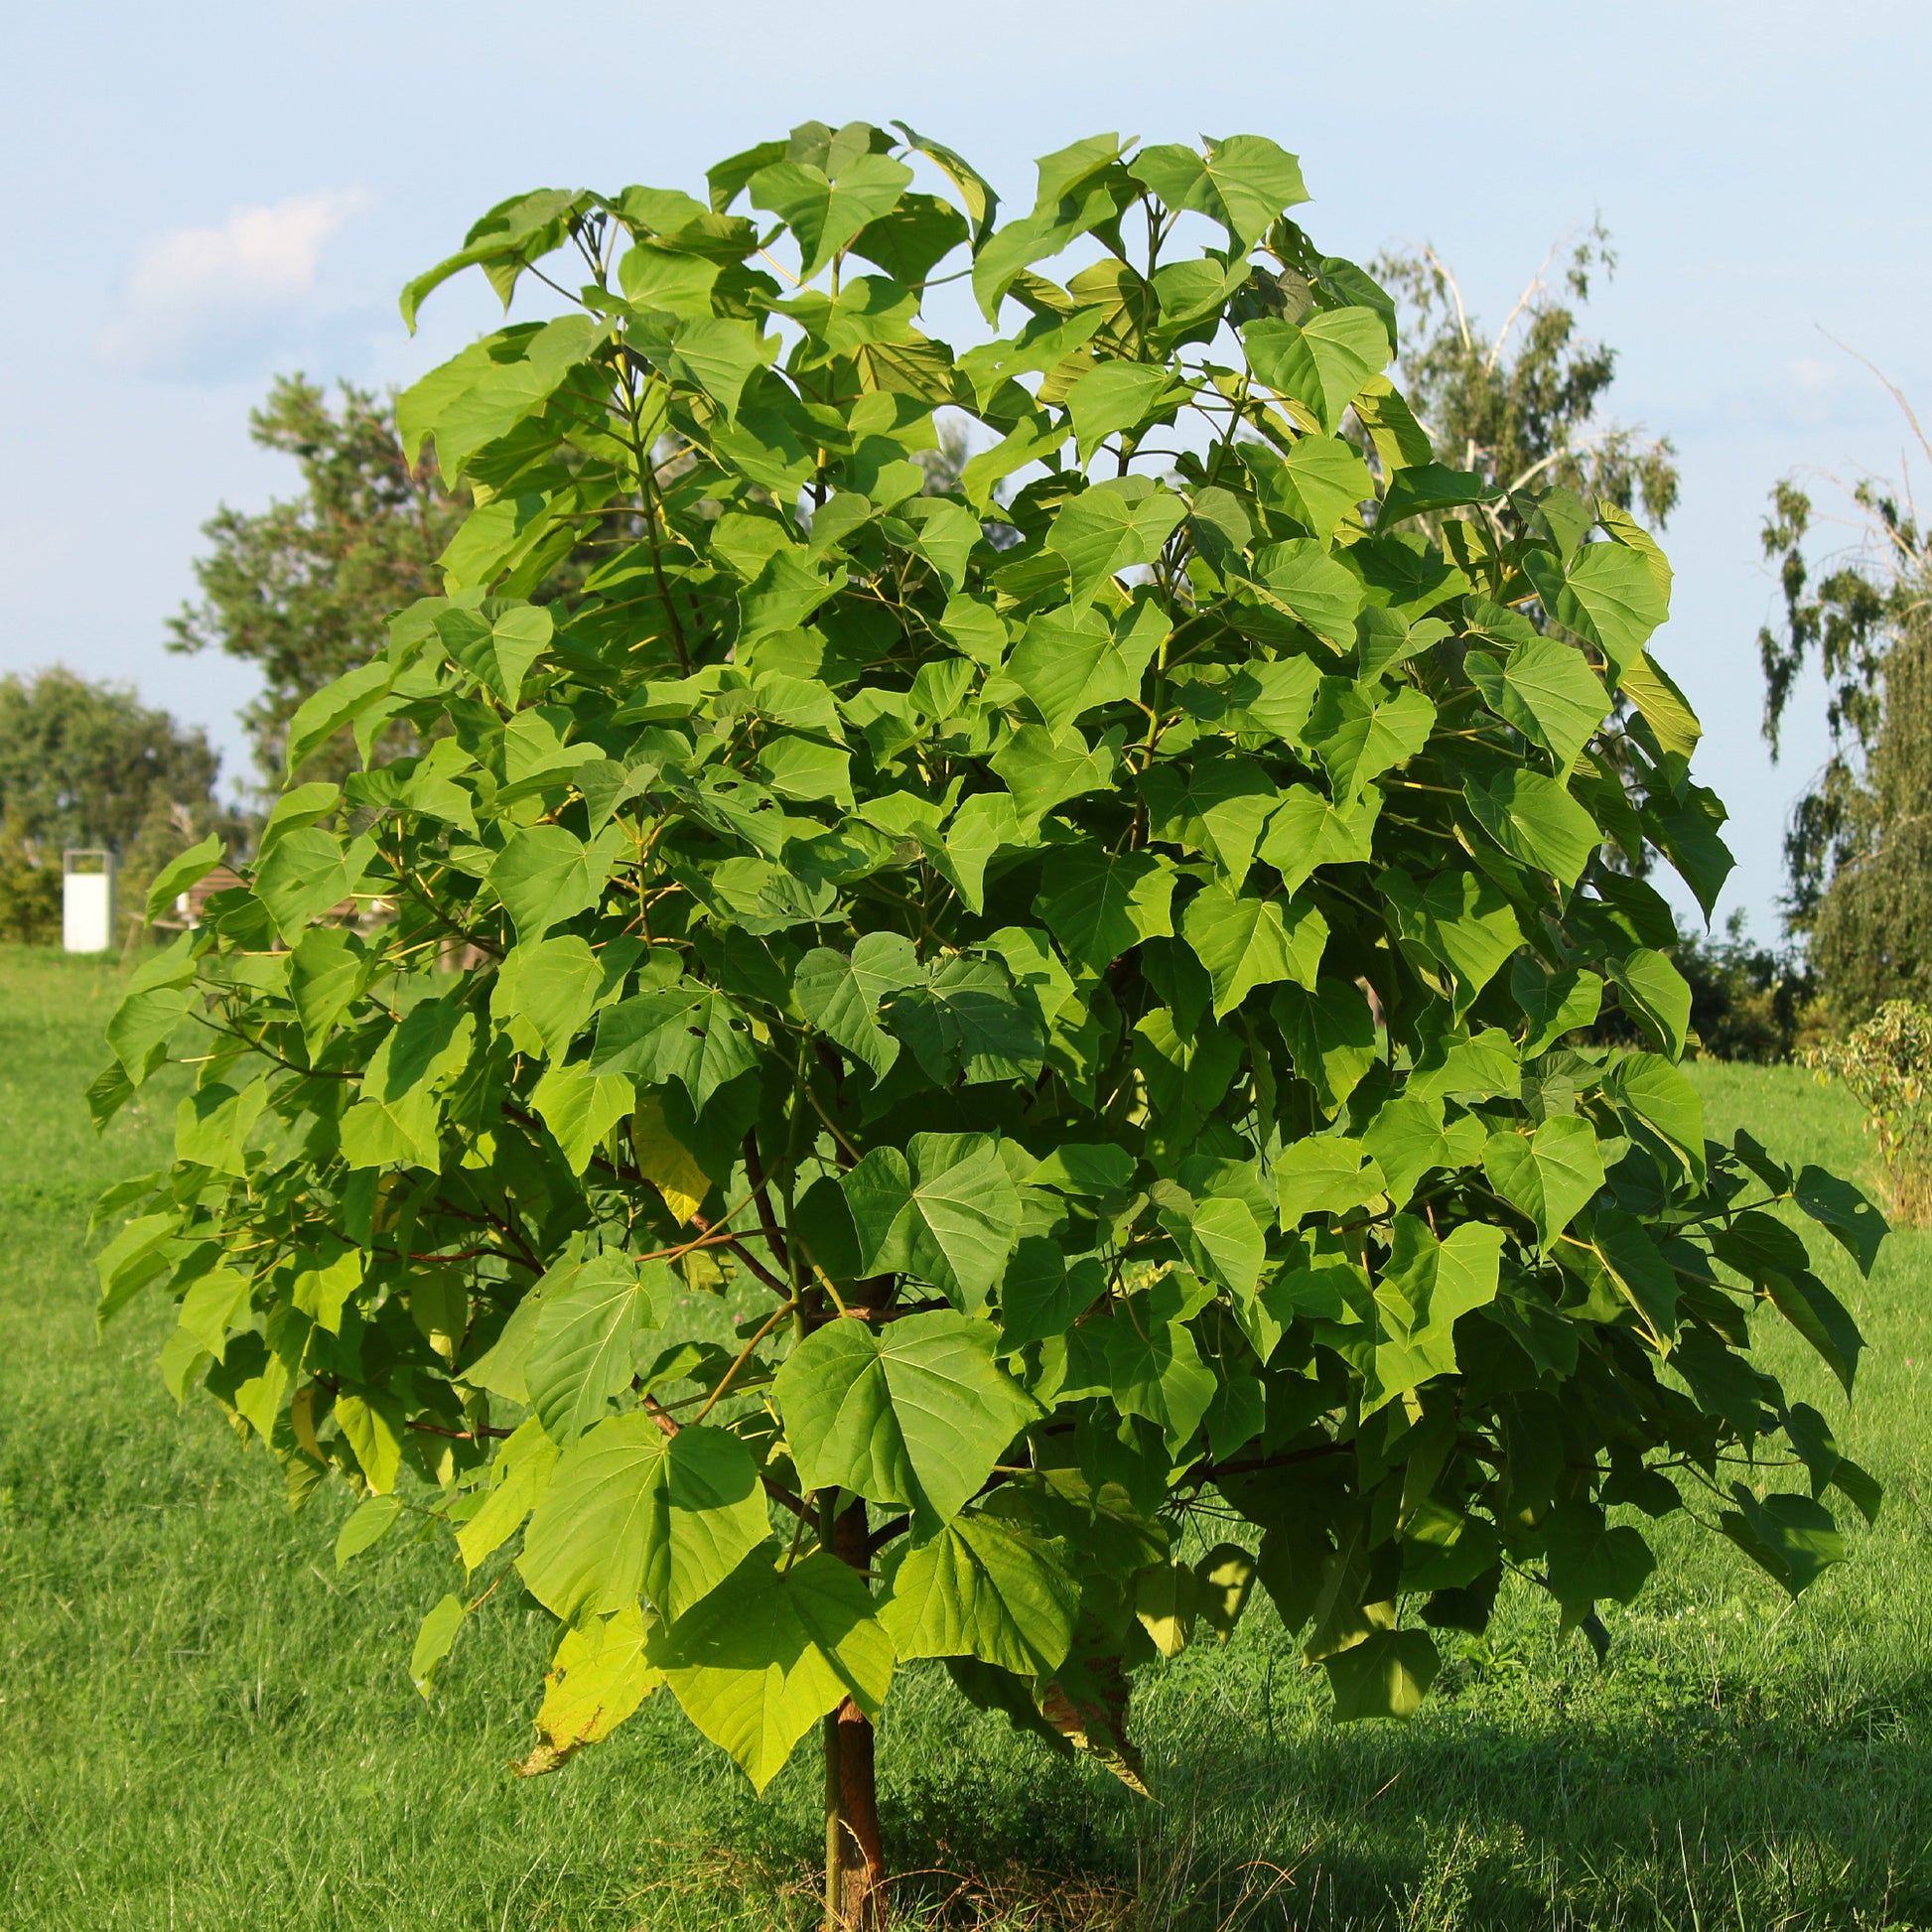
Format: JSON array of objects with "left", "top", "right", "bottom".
[{"left": 98, "top": 121, "right": 1886, "bottom": 1914}]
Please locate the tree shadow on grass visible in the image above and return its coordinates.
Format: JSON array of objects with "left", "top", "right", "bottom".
[{"left": 802, "top": 1655, "right": 1932, "bottom": 1930}]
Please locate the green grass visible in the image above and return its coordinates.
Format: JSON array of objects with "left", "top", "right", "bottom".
[{"left": 2, "top": 944, "right": 1929, "bottom": 1930}]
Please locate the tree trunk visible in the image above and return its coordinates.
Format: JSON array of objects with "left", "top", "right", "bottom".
[{"left": 821, "top": 1499, "right": 886, "bottom": 1929}]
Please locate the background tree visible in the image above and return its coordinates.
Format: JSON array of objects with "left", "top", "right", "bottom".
[
  {"left": 101, "top": 122, "right": 1883, "bottom": 1932},
  {"left": 1374, "top": 228, "right": 1679, "bottom": 529},
  {"left": 1756, "top": 381, "right": 1932, "bottom": 1019},
  {"left": 0, "top": 666, "right": 235, "bottom": 935},
  {"left": 0, "top": 665, "right": 220, "bottom": 853},
  {"left": 167, "top": 376, "right": 468, "bottom": 784}
]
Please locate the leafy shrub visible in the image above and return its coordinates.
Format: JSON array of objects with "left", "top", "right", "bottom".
[
  {"left": 1807, "top": 999, "right": 1932, "bottom": 1221},
  {"left": 0, "top": 839, "right": 61, "bottom": 944},
  {"left": 94, "top": 120, "right": 1887, "bottom": 1922}
]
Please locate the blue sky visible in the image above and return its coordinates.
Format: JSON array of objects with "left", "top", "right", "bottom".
[{"left": 5, "top": 0, "right": 1929, "bottom": 933}]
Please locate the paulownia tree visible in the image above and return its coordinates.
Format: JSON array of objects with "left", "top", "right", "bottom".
[{"left": 96, "top": 121, "right": 1888, "bottom": 1928}]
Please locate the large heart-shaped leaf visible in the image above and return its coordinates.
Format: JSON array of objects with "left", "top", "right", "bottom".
[
  {"left": 519, "top": 1417, "right": 770, "bottom": 1625},
  {"left": 880, "top": 1512, "right": 1079, "bottom": 1675},
  {"left": 773, "top": 1309, "right": 1040, "bottom": 1530},
  {"left": 1482, "top": 1115, "right": 1605, "bottom": 1247},
  {"left": 655, "top": 1548, "right": 895, "bottom": 1793},
  {"left": 837, "top": 1134, "right": 1022, "bottom": 1309}
]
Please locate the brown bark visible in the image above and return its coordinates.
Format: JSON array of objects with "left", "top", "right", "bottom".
[{"left": 822, "top": 1498, "right": 886, "bottom": 1928}]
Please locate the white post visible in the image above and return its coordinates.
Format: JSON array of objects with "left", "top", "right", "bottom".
[{"left": 62, "top": 851, "right": 115, "bottom": 953}]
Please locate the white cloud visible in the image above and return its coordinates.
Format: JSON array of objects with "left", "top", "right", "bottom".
[{"left": 98, "top": 188, "right": 369, "bottom": 378}]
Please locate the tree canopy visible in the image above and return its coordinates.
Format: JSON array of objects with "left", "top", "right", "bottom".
[
  {"left": 0, "top": 665, "right": 221, "bottom": 855},
  {"left": 100, "top": 119, "right": 1883, "bottom": 1928}
]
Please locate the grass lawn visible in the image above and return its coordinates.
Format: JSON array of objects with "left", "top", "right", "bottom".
[{"left": 2, "top": 942, "right": 1928, "bottom": 1931}]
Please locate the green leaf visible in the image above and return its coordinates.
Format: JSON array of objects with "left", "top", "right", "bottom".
[
  {"left": 1244, "top": 540, "right": 1366, "bottom": 652},
  {"left": 1639, "top": 781, "right": 1733, "bottom": 920},
  {"left": 1375, "top": 462, "right": 1496, "bottom": 528},
  {"left": 889, "top": 955, "right": 1045, "bottom": 1087},
  {"left": 592, "top": 983, "right": 759, "bottom": 1110},
  {"left": 519, "top": 1416, "right": 770, "bottom": 1624},
  {"left": 1618, "top": 649, "right": 1702, "bottom": 760},
  {"left": 751, "top": 153, "right": 913, "bottom": 281},
  {"left": 1007, "top": 604, "right": 1157, "bottom": 735},
  {"left": 989, "top": 724, "right": 1123, "bottom": 824},
  {"left": 1324, "top": 1628, "right": 1439, "bottom": 1721},
  {"left": 1064, "top": 361, "right": 1179, "bottom": 464},
  {"left": 1482, "top": 1116, "right": 1605, "bottom": 1247},
  {"left": 1135, "top": 134, "right": 1308, "bottom": 247},
  {"left": 284, "top": 658, "right": 395, "bottom": 778},
  {"left": 1466, "top": 635, "right": 1608, "bottom": 772},
  {"left": 253, "top": 828, "right": 372, "bottom": 943},
  {"left": 1608, "top": 948, "right": 1692, "bottom": 1058},
  {"left": 1406, "top": 1026, "right": 1519, "bottom": 1104},
  {"left": 1141, "top": 756, "right": 1281, "bottom": 886},
  {"left": 1256, "top": 785, "right": 1381, "bottom": 894},
  {"left": 1380, "top": 868, "right": 1524, "bottom": 1014},
  {"left": 839, "top": 1133, "right": 1022, "bottom": 1311},
  {"left": 457, "top": 1419, "right": 559, "bottom": 1572},
  {"left": 775, "top": 1310, "right": 1038, "bottom": 1532},
  {"left": 334, "top": 1389, "right": 405, "bottom": 1493},
  {"left": 1106, "top": 1282, "right": 1217, "bottom": 1450},
  {"left": 1036, "top": 848, "right": 1175, "bottom": 972},
  {"left": 1158, "top": 1189, "right": 1266, "bottom": 1301},
  {"left": 1526, "top": 540, "right": 1669, "bottom": 676},
  {"left": 1462, "top": 767, "right": 1600, "bottom": 886},
  {"left": 1243, "top": 308, "right": 1392, "bottom": 434},
  {"left": 525, "top": 1253, "right": 667, "bottom": 1444},
  {"left": 1606, "top": 1051, "right": 1705, "bottom": 1175},
  {"left": 1793, "top": 1166, "right": 1886, "bottom": 1278},
  {"left": 1045, "top": 478, "right": 1187, "bottom": 605},
  {"left": 1273, "top": 437, "right": 1375, "bottom": 545},
  {"left": 1308, "top": 681, "right": 1437, "bottom": 798},
  {"left": 530, "top": 1062, "right": 635, "bottom": 1173},
  {"left": 402, "top": 317, "right": 607, "bottom": 480},
  {"left": 971, "top": 138, "right": 1127, "bottom": 320},
  {"left": 1765, "top": 1269, "right": 1865, "bottom": 1397},
  {"left": 997, "top": 1239, "right": 1108, "bottom": 1350},
  {"left": 793, "top": 931, "right": 922, "bottom": 1080},
  {"left": 335, "top": 1493, "right": 403, "bottom": 1570},
  {"left": 531, "top": 1605, "right": 662, "bottom": 1758},
  {"left": 1720, "top": 1487, "right": 1846, "bottom": 1597},
  {"left": 1590, "top": 1205, "right": 1682, "bottom": 1341},
  {"left": 490, "top": 823, "right": 626, "bottom": 941},
  {"left": 1273, "top": 1137, "right": 1386, "bottom": 1225},
  {"left": 1273, "top": 978, "right": 1380, "bottom": 1114},
  {"left": 433, "top": 601, "right": 554, "bottom": 706},
  {"left": 1377, "top": 1217, "right": 1506, "bottom": 1377},
  {"left": 656, "top": 1548, "right": 895, "bottom": 1794},
  {"left": 1180, "top": 886, "right": 1326, "bottom": 1018},
  {"left": 1544, "top": 1503, "right": 1654, "bottom": 1605},
  {"left": 891, "top": 120, "right": 1000, "bottom": 242},
  {"left": 144, "top": 835, "right": 224, "bottom": 923},
  {"left": 492, "top": 934, "right": 636, "bottom": 1061},
  {"left": 1511, "top": 958, "right": 1603, "bottom": 1057},
  {"left": 880, "top": 1513, "right": 1078, "bottom": 1675},
  {"left": 411, "top": 1594, "right": 467, "bottom": 1700}
]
